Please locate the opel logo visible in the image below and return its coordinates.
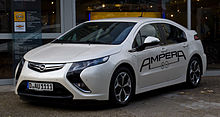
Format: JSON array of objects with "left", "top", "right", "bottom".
[{"left": 39, "top": 64, "right": 46, "bottom": 71}]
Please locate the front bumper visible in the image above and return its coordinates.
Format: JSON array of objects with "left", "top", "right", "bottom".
[
  {"left": 17, "top": 81, "right": 73, "bottom": 99},
  {"left": 15, "top": 60, "right": 114, "bottom": 101}
]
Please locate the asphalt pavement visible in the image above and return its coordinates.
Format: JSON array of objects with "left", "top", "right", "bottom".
[{"left": 0, "top": 76, "right": 220, "bottom": 117}]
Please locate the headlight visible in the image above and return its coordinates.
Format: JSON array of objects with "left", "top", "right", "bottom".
[
  {"left": 66, "top": 56, "right": 109, "bottom": 93},
  {"left": 67, "top": 56, "right": 109, "bottom": 73}
]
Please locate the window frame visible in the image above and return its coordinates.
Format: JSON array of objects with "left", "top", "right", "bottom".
[
  {"left": 159, "top": 23, "right": 187, "bottom": 45},
  {"left": 132, "top": 23, "right": 165, "bottom": 49}
]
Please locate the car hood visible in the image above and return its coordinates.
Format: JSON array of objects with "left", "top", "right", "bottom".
[{"left": 24, "top": 43, "right": 121, "bottom": 63}]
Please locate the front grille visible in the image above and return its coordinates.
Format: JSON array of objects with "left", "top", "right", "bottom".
[
  {"left": 18, "top": 81, "right": 73, "bottom": 98},
  {"left": 28, "top": 62, "right": 65, "bottom": 72}
]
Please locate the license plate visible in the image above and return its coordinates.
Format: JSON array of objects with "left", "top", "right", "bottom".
[{"left": 27, "top": 82, "right": 53, "bottom": 91}]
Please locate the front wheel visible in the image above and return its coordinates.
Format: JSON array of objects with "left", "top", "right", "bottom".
[
  {"left": 186, "top": 56, "right": 202, "bottom": 88},
  {"left": 109, "top": 67, "right": 135, "bottom": 106}
]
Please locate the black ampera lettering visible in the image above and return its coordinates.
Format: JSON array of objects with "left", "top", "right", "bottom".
[
  {"left": 139, "top": 50, "right": 186, "bottom": 72},
  {"left": 166, "top": 52, "right": 171, "bottom": 59},
  {"left": 178, "top": 50, "right": 186, "bottom": 60},
  {"left": 159, "top": 54, "right": 165, "bottom": 61},
  {"left": 140, "top": 58, "right": 150, "bottom": 72},
  {"left": 171, "top": 51, "right": 178, "bottom": 58},
  {"left": 151, "top": 56, "right": 159, "bottom": 64}
]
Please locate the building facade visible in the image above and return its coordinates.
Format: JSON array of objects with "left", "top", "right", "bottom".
[{"left": 0, "top": 0, "right": 219, "bottom": 85}]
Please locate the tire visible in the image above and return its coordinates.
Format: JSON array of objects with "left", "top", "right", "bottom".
[
  {"left": 109, "top": 67, "right": 135, "bottom": 106},
  {"left": 186, "top": 56, "right": 202, "bottom": 88}
]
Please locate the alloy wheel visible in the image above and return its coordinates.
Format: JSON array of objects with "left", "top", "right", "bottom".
[
  {"left": 114, "top": 72, "right": 132, "bottom": 103},
  {"left": 189, "top": 60, "right": 201, "bottom": 86}
]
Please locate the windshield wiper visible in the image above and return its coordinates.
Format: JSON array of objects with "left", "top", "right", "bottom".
[
  {"left": 82, "top": 40, "right": 109, "bottom": 44},
  {"left": 53, "top": 40, "right": 109, "bottom": 44}
]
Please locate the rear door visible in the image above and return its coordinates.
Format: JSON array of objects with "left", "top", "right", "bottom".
[{"left": 159, "top": 23, "right": 189, "bottom": 81}]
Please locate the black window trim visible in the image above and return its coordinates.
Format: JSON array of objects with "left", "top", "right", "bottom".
[
  {"left": 132, "top": 23, "right": 166, "bottom": 49},
  {"left": 158, "top": 23, "right": 187, "bottom": 45}
]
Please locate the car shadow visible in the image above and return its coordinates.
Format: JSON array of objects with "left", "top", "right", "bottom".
[{"left": 27, "top": 83, "right": 195, "bottom": 111}]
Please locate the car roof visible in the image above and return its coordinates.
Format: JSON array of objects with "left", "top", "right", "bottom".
[
  {"left": 87, "top": 17, "right": 188, "bottom": 31},
  {"left": 87, "top": 17, "right": 170, "bottom": 23}
]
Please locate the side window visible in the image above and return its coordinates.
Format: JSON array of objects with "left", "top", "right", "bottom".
[
  {"left": 133, "top": 24, "right": 162, "bottom": 48},
  {"left": 161, "top": 23, "right": 187, "bottom": 44}
]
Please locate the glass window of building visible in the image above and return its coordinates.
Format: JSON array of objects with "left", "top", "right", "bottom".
[
  {"left": 192, "top": 0, "right": 220, "bottom": 69},
  {"left": 0, "top": 0, "right": 12, "bottom": 33},
  {"left": 0, "top": 40, "right": 12, "bottom": 79},
  {"left": 0, "top": 0, "right": 61, "bottom": 80},
  {"left": 0, "top": 0, "right": 61, "bottom": 34},
  {"left": 76, "top": 0, "right": 187, "bottom": 27},
  {"left": 41, "top": 0, "right": 61, "bottom": 33}
]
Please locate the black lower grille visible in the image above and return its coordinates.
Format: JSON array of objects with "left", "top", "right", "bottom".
[{"left": 18, "top": 81, "right": 73, "bottom": 99}]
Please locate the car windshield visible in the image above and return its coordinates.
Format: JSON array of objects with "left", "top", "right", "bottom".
[{"left": 53, "top": 22, "right": 136, "bottom": 45}]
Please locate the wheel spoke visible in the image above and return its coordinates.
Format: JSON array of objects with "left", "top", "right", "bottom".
[
  {"left": 190, "top": 69, "right": 193, "bottom": 74},
  {"left": 120, "top": 73, "right": 127, "bottom": 86},
  {"left": 123, "top": 78, "right": 131, "bottom": 88},
  {"left": 193, "top": 62, "right": 197, "bottom": 70},
  {"left": 122, "top": 88, "right": 129, "bottom": 98},
  {"left": 115, "top": 89, "right": 122, "bottom": 102},
  {"left": 114, "top": 78, "right": 121, "bottom": 89}
]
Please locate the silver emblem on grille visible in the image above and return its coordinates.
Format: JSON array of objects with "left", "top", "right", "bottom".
[{"left": 39, "top": 64, "right": 46, "bottom": 72}]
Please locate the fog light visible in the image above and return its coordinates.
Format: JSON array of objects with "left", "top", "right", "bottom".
[
  {"left": 73, "top": 82, "right": 91, "bottom": 93},
  {"left": 67, "top": 72, "right": 91, "bottom": 93}
]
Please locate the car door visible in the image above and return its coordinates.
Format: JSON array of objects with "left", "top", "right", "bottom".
[
  {"left": 131, "top": 23, "right": 169, "bottom": 88},
  {"left": 159, "top": 23, "right": 189, "bottom": 81}
]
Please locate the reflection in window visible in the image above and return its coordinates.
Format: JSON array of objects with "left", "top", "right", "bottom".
[
  {"left": 133, "top": 24, "right": 161, "bottom": 48},
  {"left": 0, "top": 0, "right": 61, "bottom": 33},
  {"left": 0, "top": 0, "right": 12, "bottom": 33},
  {"left": 55, "top": 22, "right": 136, "bottom": 45},
  {"left": 41, "top": 0, "right": 61, "bottom": 33},
  {"left": 161, "top": 23, "right": 186, "bottom": 44},
  {"left": 191, "top": 0, "right": 220, "bottom": 68},
  {"left": 76, "top": 0, "right": 187, "bottom": 27},
  {"left": 0, "top": 40, "right": 12, "bottom": 79}
]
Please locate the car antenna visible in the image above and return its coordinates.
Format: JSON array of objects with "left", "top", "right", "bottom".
[
  {"left": 139, "top": 11, "right": 143, "bottom": 17},
  {"left": 139, "top": 8, "right": 144, "bottom": 17}
]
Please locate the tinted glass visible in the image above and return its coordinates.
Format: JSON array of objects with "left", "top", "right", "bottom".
[
  {"left": 76, "top": 0, "right": 187, "bottom": 26},
  {"left": 161, "top": 23, "right": 187, "bottom": 44},
  {"left": 41, "top": 0, "right": 61, "bottom": 33},
  {"left": 54, "top": 22, "right": 136, "bottom": 45},
  {"left": 133, "top": 24, "right": 161, "bottom": 48},
  {"left": 0, "top": 0, "right": 11, "bottom": 33}
]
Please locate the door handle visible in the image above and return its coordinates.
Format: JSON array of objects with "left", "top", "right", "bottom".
[
  {"left": 182, "top": 43, "right": 188, "bottom": 48},
  {"left": 161, "top": 48, "right": 167, "bottom": 52}
]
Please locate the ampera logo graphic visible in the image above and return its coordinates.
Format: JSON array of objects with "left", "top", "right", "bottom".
[{"left": 140, "top": 50, "right": 186, "bottom": 72}]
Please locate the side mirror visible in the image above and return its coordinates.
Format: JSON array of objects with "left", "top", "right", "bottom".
[
  {"left": 129, "top": 36, "right": 161, "bottom": 52},
  {"left": 143, "top": 36, "right": 160, "bottom": 45},
  {"left": 134, "top": 36, "right": 160, "bottom": 51}
]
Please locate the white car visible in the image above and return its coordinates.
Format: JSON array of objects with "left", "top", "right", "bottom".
[{"left": 15, "top": 18, "right": 207, "bottom": 106}]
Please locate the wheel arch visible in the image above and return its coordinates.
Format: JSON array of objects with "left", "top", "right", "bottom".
[
  {"left": 116, "top": 63, "right": 136, "bottom": 81},
  {"left": 109, "top": 62, "right": 137, "bottom": 96}
]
